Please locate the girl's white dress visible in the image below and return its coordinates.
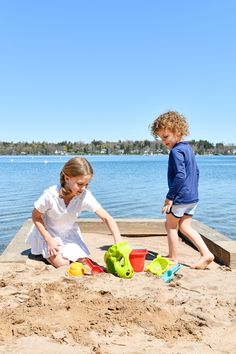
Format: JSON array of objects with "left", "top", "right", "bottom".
[{"left": 26, "top": 185, "right": 101, "bottom": 261}]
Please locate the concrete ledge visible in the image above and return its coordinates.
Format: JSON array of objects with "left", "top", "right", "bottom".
[
  {"left": 0, "top": 218, "right": 236, "bottom": 268},
  {"left": 0, "top": 219, "right": 33, "bottom": 263}
]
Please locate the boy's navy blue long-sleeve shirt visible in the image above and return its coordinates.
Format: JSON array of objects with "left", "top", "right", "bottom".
[{"left": 166, "top": 141, "right": 199, "bottom": 205}]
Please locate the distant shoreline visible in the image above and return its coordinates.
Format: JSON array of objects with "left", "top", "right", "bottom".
[
  {"left": 0, "top": 152, "right": 236, "bottom": 157},
  {"left": 0, "top": 139, "right": 235, "bottom": 156}
]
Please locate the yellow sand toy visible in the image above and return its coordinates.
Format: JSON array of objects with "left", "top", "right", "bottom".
[
  {"left": 146, "top": 255, "right": 173, "bottom": 277},
  {"left": 67, "top": 262, "right": 86, "bottom": 277}
]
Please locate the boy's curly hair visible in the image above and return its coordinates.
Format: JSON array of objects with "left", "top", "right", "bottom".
[{"left": 150, "top": 111, "right": 190, "bottom": 138}]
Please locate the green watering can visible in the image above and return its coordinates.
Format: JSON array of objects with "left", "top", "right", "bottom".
[
  {"left": 146, "top": 255, "right": 173, "bottom": 277},
  {"left": 104, "top": 242, "right": 134, "bottom": 279}
]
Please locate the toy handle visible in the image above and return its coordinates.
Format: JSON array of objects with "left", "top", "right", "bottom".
[
  {"left": 84, "top": 258, "right": 94, "bottom": 269},
  {"left": 171, "top": 264, "right": 182, "bottom": 275}
]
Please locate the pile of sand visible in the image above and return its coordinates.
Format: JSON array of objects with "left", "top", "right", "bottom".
[{"left": 0, "top": 234, "right": 235, "bottom": 354}]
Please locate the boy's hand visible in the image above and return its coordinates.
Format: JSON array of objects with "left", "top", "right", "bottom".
[{"left": 162, "top": 199, "right": 173, "bottom": 214}]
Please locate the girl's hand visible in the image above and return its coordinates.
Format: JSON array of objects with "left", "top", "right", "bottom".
[
  {"left": 46, "top": 237, "right": 60, "bottom": 257},
  {"left": 162, "top": 199, "right": 173, "bottom": 214}
]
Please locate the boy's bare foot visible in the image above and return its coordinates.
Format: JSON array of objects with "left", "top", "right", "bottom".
[{"left": 190, "top": 253, "right": 214, "bottom": 270}]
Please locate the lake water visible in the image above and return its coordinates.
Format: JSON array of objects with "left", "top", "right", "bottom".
[{"left": 0, "top": 154, "right": 235, "bottom": 253}]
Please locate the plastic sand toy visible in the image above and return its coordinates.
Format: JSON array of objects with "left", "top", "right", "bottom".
[
  {"left": 67, "top": 262, "right": 86, "bottom": 277},
  {"left": 129, "top": 249, "right": 148, "bottom": 272},
  {"left": 104, "top": 242, "right": 134, "bottom": 279},
  {"left": 84, "top": 258, "right": 104, "bottom": 275},
  {"left": 145, "top": 255, "right": 173, "bottom": 277},
  {"left": 162, "top": 263, "right": 182, "bottom": 283}
]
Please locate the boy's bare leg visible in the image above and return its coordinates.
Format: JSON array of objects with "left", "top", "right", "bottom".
[
  {"left": 179, "top": 215, "right": 214, "bottom": 269},
  {"left": 165, "top": 213, "right": 180, "bottom": 263}
]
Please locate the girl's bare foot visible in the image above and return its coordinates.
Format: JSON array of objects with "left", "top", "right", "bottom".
[{"left": 190, "top": 253, "right": 214, "bottom": 270}]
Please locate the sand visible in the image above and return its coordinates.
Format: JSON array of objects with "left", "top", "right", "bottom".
[{"left": 0, "top": 233, "right": 236, "bottom": 354}]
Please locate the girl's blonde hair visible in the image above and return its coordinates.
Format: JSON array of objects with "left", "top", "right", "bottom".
[
  {"left": 150, "top": 111, "right": 190, "bottom": 138},
  {"left": 59, "top": 157, "right": 93, "bottom": 197}
]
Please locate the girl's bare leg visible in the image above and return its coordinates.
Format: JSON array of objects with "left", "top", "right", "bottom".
[
  {"left": 179, "top": 215, "right": 214, "bottom": 269},
  {"left": 47, "top": 253, "right": 70, "bottom": 268}
]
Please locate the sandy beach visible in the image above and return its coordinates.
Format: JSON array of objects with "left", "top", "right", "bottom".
[{"left": 0, "top": 232, "right": 236, "bottom": 354}]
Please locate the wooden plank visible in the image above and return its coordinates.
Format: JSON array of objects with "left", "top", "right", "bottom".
[
  {"left": 1, "top": 218, "right": 236, "bottom": 268},
  {"left": 78, "top": 218, "right": 167, "bottom": 235},
  {"left": 179, "top": 220, "right": 236, "bottom": 268}
]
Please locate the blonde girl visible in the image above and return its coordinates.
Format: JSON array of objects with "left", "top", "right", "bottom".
[{"left": 26, "top": 157, "right": 122, "bottom": 268}]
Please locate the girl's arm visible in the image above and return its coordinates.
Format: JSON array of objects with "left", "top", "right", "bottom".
[
  {"left": 32, "top": 208, "right": 60, "bottom": 256},
  {"left": 95, "top": 207, "right": 123, "bottom": 244}
]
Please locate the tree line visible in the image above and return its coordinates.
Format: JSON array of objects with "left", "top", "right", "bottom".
[{"left": 0, "top": 139, "right": 235, "bottom": 155}]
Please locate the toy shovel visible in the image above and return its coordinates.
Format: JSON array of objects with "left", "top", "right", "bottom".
[
  {"left": 84, "top": 258, "right": 104, "bottom": 275},
  {"left": 162, "top": 264, "right": 182, "bottom": 283}
]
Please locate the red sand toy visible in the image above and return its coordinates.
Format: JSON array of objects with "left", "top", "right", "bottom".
[
  {"left": 84, "top": 258, "right": 104, "bottom": 275},
  {"left": 129, "top": 249, "right": 148, "bottom": 272}
]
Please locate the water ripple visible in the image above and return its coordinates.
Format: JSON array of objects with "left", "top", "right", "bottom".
[{"left": 0, "top": 155, "right": 236, "bottom": 253}]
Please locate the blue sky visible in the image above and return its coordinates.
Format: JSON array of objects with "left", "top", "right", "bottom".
[{"left": 0, "top": 0, "right": 235, "bottom": 144}]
